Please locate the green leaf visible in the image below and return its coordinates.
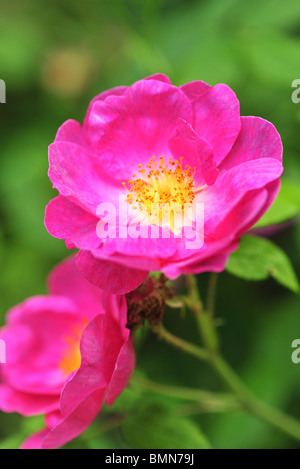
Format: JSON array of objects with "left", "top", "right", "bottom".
[
  {"left": 122, "top": 403, "right": 212, "bottom": 449},
  {"left": 254, "top": 178, "right": 300, "bottom": 229},
  {"left": 226, "top": 235, "right": 299, "bottom": 293}
]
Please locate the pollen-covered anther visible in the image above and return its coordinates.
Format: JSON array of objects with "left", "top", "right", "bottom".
[{"left": 122, "top": 155, "right": 197, "bottom": 217}]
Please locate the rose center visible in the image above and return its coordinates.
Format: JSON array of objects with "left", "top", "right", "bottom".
[
  {"left": 122, "top": 156, "right": 197, "bottom": 217},
  {"left": 59, "top": 320, "right": 88, "bottom": 376}
]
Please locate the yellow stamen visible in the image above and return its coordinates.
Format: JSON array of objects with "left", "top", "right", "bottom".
[{"left": 122, "top": 156, "right": 201, "bottom": 231}]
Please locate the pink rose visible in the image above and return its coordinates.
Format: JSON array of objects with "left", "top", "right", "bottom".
[
  {"left": 45, "top": 74, "right": 283, "bottom": 294},
  {"left": 0, "top": 257, "right": 135, "bottom": 449}
]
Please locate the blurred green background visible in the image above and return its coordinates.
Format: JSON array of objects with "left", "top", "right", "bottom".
[{"left": 0, "top": 0, "right": 300, "bottom": 449}]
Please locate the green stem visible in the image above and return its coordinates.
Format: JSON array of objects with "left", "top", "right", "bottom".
[
  {"left": 212, "top": 355, "right": 300, "bottom": 443},
  {"left": 175, "top": 401, "right": 239, "bottom": 417},
  {"left": 152, "top": 323, "right": 300, "bottom": 442},
  {"left": 206, "top": 272, "right": 218, "bottom": 318},
  {"left": 152, "top": 323, "right": 210, "bottom": 361},
  {"left": 131, "top": 375, "right": 240, "bottom": 413},
  {"left": 186, "top": 274, "right": 203, "bottom": 315},
  {"left": 186, "top": 275, "right": 219, "bottom": 351}
]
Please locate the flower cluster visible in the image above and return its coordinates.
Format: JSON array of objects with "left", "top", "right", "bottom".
[{"left": 0, "top": 74, "right": 283, "bottom": 448}]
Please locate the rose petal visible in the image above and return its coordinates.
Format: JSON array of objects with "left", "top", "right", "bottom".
[
  {"left": 220, "top": 116, "right": 283, "bottom": 172},
  {"left": 189, "top": 83, "right": 241, "bottom": 165},
  {"left": 76, "top": 251, "right": 148, "bottom": 294},
  {"left": 87, "top": 78, "right": 193, "bottom": 180},
  {"left": 106, "top": 339, "right": 135, "bottom": 406},
  {"left": 169, "top": 118, "right": 218, "bottom": 185},
  {"left": 45, "top": 195, "right": 100, "bottom": 250},
  {"left": 48, "top": 256, "right": 106, "bottom": 319}
]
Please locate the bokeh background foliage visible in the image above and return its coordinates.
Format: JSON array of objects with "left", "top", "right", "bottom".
[{"left": 0, "top": 0, "right": 300, "bottom": 449}]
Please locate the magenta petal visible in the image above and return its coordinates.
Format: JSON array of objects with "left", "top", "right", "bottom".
[
  {"left": 204, "top": 158, "right": 283, "bottom": 230},
  {"left": 180, "top": 244, "right": 239, "bottom": 275},
  {"left": 106, "top": 339, "right": 135, "bottom": 406},
  {"left": 59, "top": 315, "right": 107, "bottom": 417},
  {"left": 212, "top": 189, "right": 269, "bottom": 239},
  {"left": 48, "top": 256, "right": 106, "bottom": 319},
  {"left": 84, "top": 76, "right": 171, "bottom": 135},
  {"left": 102, "top": 293, "right": 128, "bottom": 331},
  {"left": 92, "top": 248, "right": 163, "bottom": 274},
  {"left": 145, "top": 73, "right": 172, "bottom": 84},
  {"left": 101, "top": 298, "right": 129, "bottom": 384},
  {"left": 38, "top": 315, "right": 109, "bottom": 449},
  {"left": 169, "top": 118, "right": 218, "bottom": 185},
  {"left": 45, "top": 195, "right": 99, "bottom": 250},
  {"left": 2, "top": 297, "right": 78, "bottom": 396},
  {"left": 102, "top": 234, "right": 177, "bottom": 260},
  {"left": 236, "top": 179, "right": 281, "bottom": 238},
  {"left": 21, "top": 429, "right": 50, "bottom": 449},
  {"left": 87, "top": 78, "right": 193, "bottom": 180},
  {"left": 102, "top": 294, "right": 134, "bottom": 405},
  {"left": 220, "top": 116, "right": 283, "bottom": 172},
  {"left": 48, "top": 142, "right": 101, "bottom": 211},
  {"left": 41, "top": 389, "right": 106, "bottom": 449},
  {"left": 54, "top": 119, "right": 87, "bottom": 145},
  {"left": 0, "top": 384, "right": 59, "bottom": 416},
  {"left": 191, "top": 83, "right": 241, "bottom": 165},
  {"left": 45, "top": 410, "right": 62, "bottom": 429},
  {"left": 180, "top": 80, "right": 212, "bottom": 104},
  {"left": 76, "top": 251, "right": 148, "bottom": 294},
  {"left": 84, "top": 86, "right": 128, "bottom": 128},
  {"left": 48, "top": 141, "right": 120, "bottom": 212}
]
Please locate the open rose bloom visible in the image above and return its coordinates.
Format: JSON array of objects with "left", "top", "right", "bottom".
[
  {"left": 45, "top": 74, "right": 283, "bottom": 294},
  {"left": 0, "top": 257, "right": 135, "bottom": 449}
]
